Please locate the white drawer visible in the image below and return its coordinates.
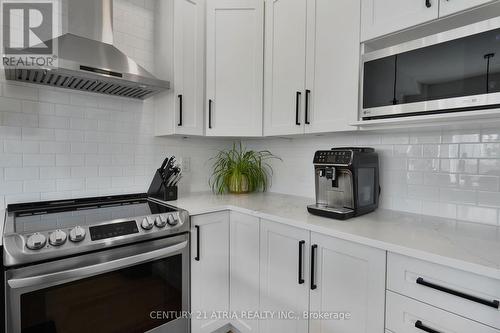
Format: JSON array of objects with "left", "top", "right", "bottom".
[
  {"left": 387, "top": 253, "right": 500, "bottom": 329},
  {"left": 386, "top": 291, "right": 500, "bottom": 333}
]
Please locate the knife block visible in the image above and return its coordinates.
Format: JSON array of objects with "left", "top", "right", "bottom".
[{"left": 147, "top": 169, "right": 178, "bottom": 201}]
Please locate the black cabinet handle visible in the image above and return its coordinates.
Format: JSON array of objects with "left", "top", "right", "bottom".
[
  {"left": 194, "top": 225, "right": 200, "bottom": 261},
  {"left": 310, "top": 244, "right": 318, "bottom": 290},
  {"left": 178, "top": 94, "right": 183, "bottom": 126},
  {"left": 415, "top": 320, "right": 441, "bottom": 333},
  {"left": 298, "top": 240, "right": 305, "bottom": 284},
  {"left": 416, "top": 277, "right": 500, "bottom": 309},
  {"left": 425, "top": 0, "right": 432, "bottom": 7},
  {"left": 295, "top": 91, "right": 301, "bottom": 126},
  {"left": 208, "top": 99, "right": 213, "bottom": 129},
  {"left": 305, "top": 89, "right": 311, "bottom": 125}
]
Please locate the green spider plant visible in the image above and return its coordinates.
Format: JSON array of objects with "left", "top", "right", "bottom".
[{"left": 209, "top": 142, "right": 281, "bottom": 194}]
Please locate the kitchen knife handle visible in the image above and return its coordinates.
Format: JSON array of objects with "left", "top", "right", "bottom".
[
  {"left": 178, "top": 94, "right": 183, "bottom": 126},
  {"left": 310, "top": 244, "right": 318, "bottom": 290},
  {"left": 195, "top": 225, "right": 200, "bottom": 261},
  {"left": 425, "top": 0, "right": 432, "bottom": 8},
  {"left": 298, "top": 240, "right": 305, "bottom": 284}
]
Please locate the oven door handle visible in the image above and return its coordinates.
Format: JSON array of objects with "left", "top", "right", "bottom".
[{"left": 8, "top": 240, "right": 188, "bottom": 289}]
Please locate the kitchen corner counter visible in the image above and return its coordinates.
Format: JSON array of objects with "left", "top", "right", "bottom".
[{"left": 165, "top": 192, "right": 500, "bottom": 280}]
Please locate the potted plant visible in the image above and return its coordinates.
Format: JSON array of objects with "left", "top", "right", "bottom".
[{"left": 209, "top": 142, "right": 281, "bottom": 194}]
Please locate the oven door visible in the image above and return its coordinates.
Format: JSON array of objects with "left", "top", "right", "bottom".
[{"left": 5, "top": 234, "right": 189, "bottom": 333}]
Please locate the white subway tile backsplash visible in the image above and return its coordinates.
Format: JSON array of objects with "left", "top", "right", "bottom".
[
  {"left": 422, "top": 201, "right": 457, "bottom": 219},
  {"left": 56, "top": 178, "right": 85, "bottom": 191},
  {"left": 40, "top": 167, "right": 71, "bottom": 179},
  {"left": 443, "top": 131, "right": 481, "bottom": 143},
  {"left": 56, "top": 154, "right": 84, "bottom": 167},
  {"left": 4, "top": 140, "right": 39, "bottom": 153},
  {"left": 23, "top": 154, "right": 55, "bottom": 167},
  {"left": 456, "top": 205, "right": 498, "bottom": 225},
  {"left": 477, "top": 191, "right": 500, "bottom": 208},
  {"left": 22, "top": 101, "right": 54, "bottom": 115},
  {"left": 440, "top": 159, "right": 478, "bottom": 174},
  {"left": 5, "top": 167, "right": 39, "bottom": 181},
  {"left": 24, "top": 179, "right": 56, "bottom": 192},
  {"left": 40, "top": 142, "right": 71, "bottom": 154},
  {"left": 22, "top": 128, "right": 55, "bottom": 141},
  {"left": 0, "top": 154, "right": 22, "bottom": 167},
  {"left": 439, "top": 188, "right": 477, "bottom": 204},
  {"left": 0, "top": 97, "right": 21, "bottom": 112},
  {"left": 458, "top": 175, "right": 499, "bottom": 191},
  {"left": 3, "top": 84, "right": 38, "bottom": 101},
  {"left": 1, "top": 111, "right": 38, "bottom": 127},
  {"left": 38, "top": 115, "right": 70, "bottom": 129}
]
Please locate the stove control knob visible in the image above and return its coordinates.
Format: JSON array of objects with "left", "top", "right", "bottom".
[
  {"left": 69, "top": 226, "right": 86, "bottom": 242},
  {"left": 155, "top": 215, "right": 167, "bottom": 228},
  {"left": 167, "top": 214, "right": 178, "bottom": 226},
  {"left": 26, "top": 233, "right": 47, "bottom": 250},
  {"left": 49, "top": 230, "right": 67, "bottom": 246},
  {"left": 141, "top": 217, "right": 154, "bottom": 230}
]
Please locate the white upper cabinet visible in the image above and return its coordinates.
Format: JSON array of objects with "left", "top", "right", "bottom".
[
  {"left": 264, "top": 0, "right": 359, "bottom": 136},
  {"left": 260, "top": 220, "right": 310, "bottom": 333},
  {"left": 155, "top": 0, "right": 205, "bottom": 136},
  {"left": 304, "top": 0, "right": 360, "bottom": 133},
  {"left": 439, "top": 0, "right": 495, "bottom": 17},
  {"left": 360, "top": 0, "right": 439, "bottom": 41},
  {"left": 309, "top": 232, "right": 386, "bottom": 333},
  {"left": 206, "top": 0, "right": 264, "bottom": 137},
  {"left": 191, "top": 212, "right": 230, "bottom": 333},
  {"left": 264, "top": 0, "right": 308, "bottom": 136}
]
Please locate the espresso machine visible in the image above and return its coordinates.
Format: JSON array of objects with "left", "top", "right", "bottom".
[{"left": 307, "top": 148, "right": 380, "bottom": 220}]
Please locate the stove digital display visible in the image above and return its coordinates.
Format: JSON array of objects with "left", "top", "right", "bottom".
[{"left": 89, "top": 220, "right": 139, "bottom": 241}]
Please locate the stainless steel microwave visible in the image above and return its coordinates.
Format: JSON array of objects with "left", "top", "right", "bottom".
[{"left": 361, "top": 17, "right": 500, "bottom": 120}]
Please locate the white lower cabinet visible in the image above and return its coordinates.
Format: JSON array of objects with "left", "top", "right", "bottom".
[
  {"left": 230, "top": 211, "right": 261, "bottom": 333},
  {"left": 191, "top": 211, "right": 230, "bottom": 333},
  {"left": 309, "top": 232, "right": 386, "bottom": 333},
  {"left": 386, "top": 291, "right": 500, "bottom": 333},
  {"left": 259, "top": 220, "right": 311, "bottom": 333}
]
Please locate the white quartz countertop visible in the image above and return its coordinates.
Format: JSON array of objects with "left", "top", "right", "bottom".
[{"left": 165, "top": 192, "right": 500, "bottom": 280}]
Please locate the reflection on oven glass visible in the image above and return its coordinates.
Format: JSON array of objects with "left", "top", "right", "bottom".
[{"left": 20, "top": 255, "right": 183, "bottom": 333}]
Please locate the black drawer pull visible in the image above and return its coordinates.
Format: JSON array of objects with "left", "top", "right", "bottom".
[
  {"left": 194, "top": 225, "right": 200, "bottom": 261},
  {"left": 298, "top": 240, "right": 305, "bottom": 284},
  {"left": 425, "top": 0, "right": 432, "bottom": 8},
  {"left": 208, "top": 99, "right": 213, "bottom": 129},
  {"left": 295, "top": 91, "right": 301, "bottom": 126},
  {"left": 415, "top": 320, "right": 441, "bottom": 333},
  {"left": 310, "top": 244, "right": 318, "bottom": 290},
  {"left": 416, "top": 277, "right": 500, "bottom": 309},
  {"left": 178, "top": 94, "right": 183, "bottom": 126},
  {"left": 305, "top": 89, "right": 311, "bottom": 125}
]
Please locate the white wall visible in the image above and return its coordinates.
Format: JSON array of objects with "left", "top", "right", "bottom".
[
  {"left": 245, "top": 127, "right": 500, "bottom": 226},
  {"left": 0, "top": 0, "right": 226, "bottom": 210}
]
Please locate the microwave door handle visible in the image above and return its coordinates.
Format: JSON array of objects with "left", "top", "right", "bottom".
[{"left": 8, "top": 240, "right": 188, "bottom": 289}]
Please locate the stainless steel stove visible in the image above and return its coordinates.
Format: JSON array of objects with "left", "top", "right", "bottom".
[{"left": 2, "top": 193, "right": 190, "bottom": 333}]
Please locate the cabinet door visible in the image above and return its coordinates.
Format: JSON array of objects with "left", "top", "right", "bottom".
[
  {"left": 173, "top": 0, "right": 205, "bottom": 135},
  {"left": 206, "top": 0, "right": 263, "bottom": 137},
  {"left": 360, "top": 0, "right": 439, "bottom": 41},
  {"left": 191, "top": 212, "right": 230, "bottom": 333},
  {"left": 304, "top": 0, "right": 360, "bottom": 133},
  {"left": 260, "top": 220, "right": 310, "bottom": 333},
  {"left": 230, "top": 212, "right": 260, "bottom": 333},
  {"left": 309, "top": 232, "right": 386, "bottom": 333},
  {"left": 439, "top": 0, "right": 494, "bottom": 16},
  {"left": 264, "top": 0, "right": 307, "bottom": 136}
]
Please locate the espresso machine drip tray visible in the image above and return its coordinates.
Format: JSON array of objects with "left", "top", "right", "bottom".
[{"left": 307, "top": 204, "right": 355, "bottom": 220}]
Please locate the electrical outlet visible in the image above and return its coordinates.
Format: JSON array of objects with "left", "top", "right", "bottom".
[{"left": 181, "top": 157, "right": 191, "bottom": 172}]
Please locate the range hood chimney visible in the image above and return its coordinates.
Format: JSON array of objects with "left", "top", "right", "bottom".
[{"left": 4, "top": 0, "right": 169, "bottom": 100}]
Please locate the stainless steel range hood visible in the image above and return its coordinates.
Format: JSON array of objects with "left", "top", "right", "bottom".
[{"left": 4, "top": 0, "right": 169, "bottom": 99}]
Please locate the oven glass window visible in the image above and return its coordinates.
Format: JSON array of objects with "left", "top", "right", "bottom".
[
  {"left": 363, "top": 28, "right": 500, "bottom": 109},
  {"left": 20, "top": 254, "right": 183, "bottom": 333}
]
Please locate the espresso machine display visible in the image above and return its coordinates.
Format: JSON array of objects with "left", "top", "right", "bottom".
[{"left": 307, "top": 148, "right": 380, "bottom": 220}]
